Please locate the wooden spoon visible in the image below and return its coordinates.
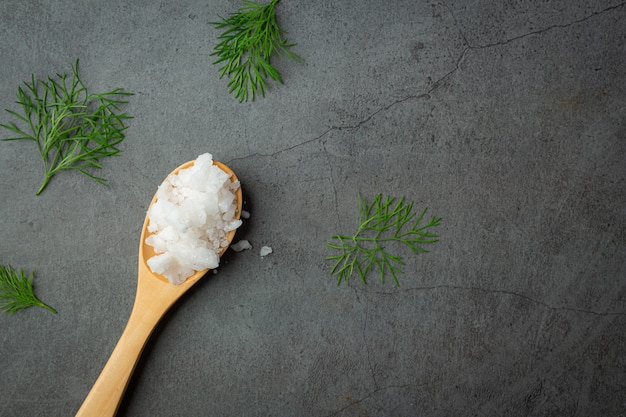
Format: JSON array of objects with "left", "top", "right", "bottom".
[{"left": 76, "top": 160, "right": 242, "bottom": 417}]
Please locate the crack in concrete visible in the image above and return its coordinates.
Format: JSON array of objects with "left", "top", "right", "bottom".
[
  {"left": 362, "top": 294, "right": 379, "bottom": 391},
  {"left": 228, "top": 128, "right": 333, "bottom": 162},
  {"left": 229, "top": 1, "right": 625, "bottom": 167},
  {"left": 371, "top": 284, "right": 626, "bottom": 317},
  {"left": 440, "top": 0, "right": 471, "bottom": 48},
  {"left": 320, "top": 138, "right": 341, "bottom": 227},
  {"left": 465, "top": 2, "right": 626, "bottom": 50}
]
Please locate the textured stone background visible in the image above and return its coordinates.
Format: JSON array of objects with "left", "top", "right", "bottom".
[{"left": 0, "top": 1, "right": 624, "bottom": 416}]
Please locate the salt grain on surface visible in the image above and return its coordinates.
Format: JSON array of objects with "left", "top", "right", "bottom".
[
  {"left": 145, "top": 153, "right": 242, "bottom": 284},
  {"left": 231, "top": 240, "right": 252, "bottom": 252},
  {"left": 260, "top": 246, "right": 273, "bottom": 257}
]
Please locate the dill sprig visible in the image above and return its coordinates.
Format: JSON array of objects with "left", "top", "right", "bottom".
[
  {"left": 327, "top": 194, "right": 441, "bottom": 286},
  {"left": 210, "top": 0, "right": 301, "bottom": 102},
  {"left": 0, "top": 60, "right": 133, "bottom": 195},
  {"left": 0, "top": 265, "right": 57, "bottom": 314}
]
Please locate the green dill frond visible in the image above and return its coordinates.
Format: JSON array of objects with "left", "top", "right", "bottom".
[
  {"left": 210, "top": 0, "right": 301, "bottom": 102},
  {"left": 0, "top": 265, "right": 57, "bottom": 314},
  {"left": 327, "top": 194, "right": 441, "bottom": 286},
  {"left": 0, "top": 59, "right": 134, "bottom": 195}
]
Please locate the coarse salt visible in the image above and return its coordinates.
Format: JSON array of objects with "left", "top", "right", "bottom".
[
  {"left": 145, "top": 153, "right": 242, "bottom": 284},
  {"left": 231, "top": 240, "right": 252, "bottom": 252},
  {"left": 260, "top": 246, "right": 273, "bottom": 257}
]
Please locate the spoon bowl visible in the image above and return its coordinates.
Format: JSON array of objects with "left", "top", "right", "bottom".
[{"left": 76, "top": 159, "right": 242, "bottom": 417}]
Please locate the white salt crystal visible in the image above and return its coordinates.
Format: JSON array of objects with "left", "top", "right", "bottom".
[
  {"left": 231, "top": 240, "right": 252, "bottom": 252},
  {"left": 145, "top": 153, "right": 241, "bottom": 284},
  {"left": 241, "top": 210, "right": 250, "bottom": 219},
  {"left": 260, "top": 246, "right": 273, "bottom": 257}
]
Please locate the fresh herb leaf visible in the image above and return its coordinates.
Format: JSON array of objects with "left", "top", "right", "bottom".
[
  {"left": 327, "top": 194, "right": 441, "bottom": 286},
  {"left": 210, "top": 0, "right": 301, "bottom": 102},
  {"left": 0, "top": 265, "right": 57, "bottom": 314},
  {"left": 0, "top": 59, "right": 133, "bottom": 195}
]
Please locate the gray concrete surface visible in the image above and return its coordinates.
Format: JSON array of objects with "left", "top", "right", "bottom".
[{"left": 1, "top": 0, "right": 625, "bottom": 416}]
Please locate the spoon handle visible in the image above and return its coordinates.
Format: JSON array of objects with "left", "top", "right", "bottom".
[{"left": 75, "top": 284, "right": 173, "bottom": 417}]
